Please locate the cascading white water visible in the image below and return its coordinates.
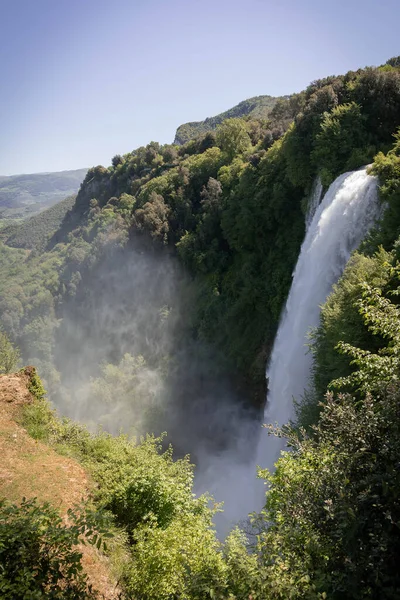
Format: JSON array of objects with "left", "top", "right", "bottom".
[
  {"left": 305, "top": 175, "right": 323, "bottom": 229},
  {"left": 255, "top": 168, "right": 380, "bottom": 479},
  {"left": 197, "top": 168, "right": 380, "bottom": 537}
]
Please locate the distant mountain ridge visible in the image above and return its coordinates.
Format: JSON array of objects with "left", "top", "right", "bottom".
[
  {"left": 173, "top": 94, "right": 288, "bottom": 144},
  {"left": 0, "top": 168, "right": 87, "bottom": 221}
]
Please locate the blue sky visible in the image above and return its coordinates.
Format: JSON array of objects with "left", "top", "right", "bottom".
[{"left": 1, "top": 0, "right": 399, "bottom": 175}]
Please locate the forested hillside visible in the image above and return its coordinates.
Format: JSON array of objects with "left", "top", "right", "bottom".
[
  {"left": 0, "top": 194, "right": 77, "bottom": 249},
  {"left": 1, "top": 56, "right": 400, "bottom": 598},
  {"left": 0, "top": 168, "right": 87, "bottom": 222},
  {"left": 174, "top": 94, "right": 288, "bottom": 144}
]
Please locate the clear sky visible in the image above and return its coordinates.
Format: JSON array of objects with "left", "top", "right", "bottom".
[{"left": 1, "top": 0, "right": 399, "bottom": 175}]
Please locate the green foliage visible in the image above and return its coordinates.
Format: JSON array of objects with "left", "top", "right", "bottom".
[
  {"left": 0, "top": 498, "right": 110, "bottom": 599},
  {"left": 0, "top": 329, "right": 20, "bottom": 373},
  {"left": 4, "top": 195, "right": 77, "bottom": 250},
  {"left": 133, "top": 191, "right": 170, "bottom": 243},
  {"left": 283, "top": 200, "right": 400, "bottom": 597},
  {"left": 0, "top": 178, "right": 133, "bottom": 385},
  {"left": 290, "top": 221, "right": 400, "bottom": 597},
  {"left": 86, "top": 353, "right": 163, "bottom": 432},
  {"left": 331, "top": 274, "right": 400, "bottom": 395},
  {"left": 369, "top": 130, "right": 400, "bottom": 249},
  {"left": 90, "top": 435, "right": 199, "bottom": 534},
  {"left": 111, "top": 154, "right": 124, "bottom": 168},
  {"left": 3, "top": 57, "right": 400, "bottom": 600},
  {"left": 27, "top": 368, "right": 47, "bottom": 401},
  {"left": 387, "top": 56, "right": 400, "bottom": 68},
  {"left": 257, "top": 383, "right": 400, "bottom": 599},
  {"left": 174, "top": 94, "right": 281, "bottom": 144},
  {"left": 2, "top": 61, "right": 400, "bottom": 400},
  {"left": 312, "top": 103, "right": 371, "bottom": 186},
  {"left": 21, "top": 394, "right": 57, "bottom": 442},
  {"left": 282, "top": 83, "right": 339, "bottom": 188},
  {"left": 216, "top": 118, "right": 252, "bottom": 161},
  {"left": 310, "top": 249, "right": 391, "bottom": 399},
  {"left": 20, "top": 397, "right": 233, "bottom": 599},
  {"left": 194, "top": 139, "right": 305, "bottom": 379},
  {"left": 124, "top": 507, "right": 227, "bottom": 600},
  {"left": 223, "top": 528, "right": 259, "bottom": 599},
  {"left": 350, "top": 67, "right": 400, "bottom": 144}
]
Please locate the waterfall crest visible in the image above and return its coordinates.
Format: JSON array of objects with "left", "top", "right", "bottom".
[{"left": 256, "top": 168, "right": 380, "bottom": 477}]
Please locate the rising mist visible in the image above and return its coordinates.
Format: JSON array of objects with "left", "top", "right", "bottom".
[{"left": 43, "top": 235, "right": 261, "bottom": 531}]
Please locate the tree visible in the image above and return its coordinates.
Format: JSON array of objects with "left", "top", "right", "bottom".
[
  {"left": 133, "top": 192, "right": 170, "bottom": 243},
  {"left": 124, "top": 506, "right": 228, "bottom": 600},
  {"left": 351, "top": 68, "right": 400, "bottom": 143},
  {"left": 369, "top": 130, "right": 400, "bottom": 249},
  {"left": 111, "top": 154, "right": 124, "bottom": 168},
  {"left": 216, "top": 118, "right": 251, "bottom": 160},
  {"left": 162, "top": 145, "right": 178, "bottom": 163},
  {"left": 0, "top": 330, "right": 20, "bottom": 373},
  {"left": 253, "top": 247, "right": 400, "bottom": 599},
  {"left": 200, "top": 177, "right": 222, "bottom": 212},
  {"left": 312, "top": 102, "right": 370, "bottom": 185},
  {"left": 386, "top": 56, "right": 400, "bottom": 68},
  {"left": 331, "top": 273, "right": 400, "bottom": 396}
]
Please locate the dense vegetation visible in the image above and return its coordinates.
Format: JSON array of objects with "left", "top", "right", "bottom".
[
  {"left": 1, "top": 56, "right": 400, "bottom": 598},
  {"left": 311, "top": 129, "right": 400, "bottom": 404},
  {"left": 9, "top": 259, "right": 400, "bottom": 598},
  {"left": 174, "top": 94, "right": 286, "bottom": 144},
  {"left": 0, "top": 168, "right": 87, "bottom": 221},
  {"left": 70, "top": 59, "right": 400, "bottom": 391},
  {"left": 18, "top": 393, "right": 252, "bottom": 599},
  {"left": 0, "top": 498, "right": 109, "bottom": 599},
  {"left": 5, "top": 60, "right": 400, "bottom": 402}
]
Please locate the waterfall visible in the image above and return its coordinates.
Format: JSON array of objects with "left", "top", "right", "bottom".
[
  {"left": 305, "top": 176, "right": 323, "bottom": 229},
  {"left": 255, "top": 167, "right": 380, "bottom": 479},
  {"left": 198, "top": 168, "right": 380, "bottom": 537}
]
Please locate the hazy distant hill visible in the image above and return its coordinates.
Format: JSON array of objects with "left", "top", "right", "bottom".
[
  {"left": 0, "top": 168, "right": 87, "bottom": 221},
  {"left": 1, "top": 194, "right": 77, "bottom": 250},
  {"left": 174, "top": 94, "right": 286, "bottom": 144}
]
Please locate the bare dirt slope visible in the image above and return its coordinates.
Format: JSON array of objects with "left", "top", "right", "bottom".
[{"left": 0, "top": 367, "right": 120, "bottom": 599}]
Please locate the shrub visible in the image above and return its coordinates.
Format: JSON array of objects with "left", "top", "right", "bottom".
[{"left": 0, "top": 498, "right": 110, "bottom": 599}]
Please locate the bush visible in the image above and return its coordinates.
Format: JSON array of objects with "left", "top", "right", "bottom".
[
  {"left": 0, "top": 498, "right": 110, "bottom": 599},
  {"left": 124, "top": 508, "right": 227, "bottom": 600},
  {"left": 90, "top": 435, "right": 199, "bottom": 534}
]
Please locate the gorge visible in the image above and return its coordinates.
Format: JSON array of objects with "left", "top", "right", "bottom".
[{"left": 1, "top": 57, "right": 400, "bottom": 599}]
